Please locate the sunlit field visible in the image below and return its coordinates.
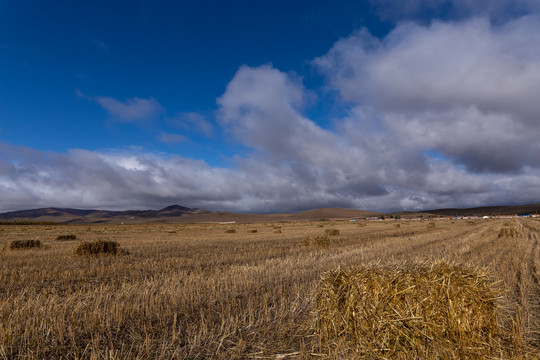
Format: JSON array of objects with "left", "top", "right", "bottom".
[{"left": 1, "top": 219, "right": 539, "bottom": 359}]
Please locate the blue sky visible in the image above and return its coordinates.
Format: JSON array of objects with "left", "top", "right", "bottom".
[{"left": 2, "top": 0, "right": 540, "bottom": 213}]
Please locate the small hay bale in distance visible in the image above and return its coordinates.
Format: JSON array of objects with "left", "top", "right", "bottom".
[
  {"left": 498, "top": 227, "right": 520, "bottom": 238},
  {"left": 304, "top": 236, "right": 330, "bottom": 247},
  {"left": 56, "top": 234, "right": 77, "bottom": 241},
  {"left": 7, "top": 240, "right": 42, "bottom": 250},
  {"left": 314, "top": 261, "right": 518, "bottom": 358},
  {"left": 74, "top": 240, "right": 120, "bottom": 256},
  {"left": 325, "top": 229, "right": 340, "bottom": 236}
]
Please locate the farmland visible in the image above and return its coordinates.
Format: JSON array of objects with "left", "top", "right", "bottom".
[{"left": 1, "top": 218, "right": 539, "bottom": 359}]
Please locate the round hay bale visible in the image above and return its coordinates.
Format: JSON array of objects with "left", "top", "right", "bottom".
[{"left": 314, "top": 261, "right": 520, "bottom": 358}]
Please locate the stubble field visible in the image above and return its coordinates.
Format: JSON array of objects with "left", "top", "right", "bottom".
[{"left": 1, "top": 218, "right": 539, "bottom": 359}]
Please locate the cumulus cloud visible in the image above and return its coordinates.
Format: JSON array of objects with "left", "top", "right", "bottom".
[
  {"left": 95, "top": 96, "right": 164, "bottom": 122},
  {"left": 315, "top": 15, "right": 540, "bottom": 173}
]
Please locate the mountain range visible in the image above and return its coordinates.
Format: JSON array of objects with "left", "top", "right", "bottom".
[{"left": 0, "top": 203, "right": 539, "bottom": 224}]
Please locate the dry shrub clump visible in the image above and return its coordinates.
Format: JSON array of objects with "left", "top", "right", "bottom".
[
  {"left": 73, "top": 240, "right": 120, "bottom": 256},
  {"left": 304, "top": 236, "right": 330, "bottom": 247},
  {"left": 498, "top": 227, "right": 520, "bottom": 238},
  {"left": 427, "top": 222, "right": 436, "bottom": 229},
  {"left": 56, "top": 234, "right": 76, "bottom": 241},
  {"left": 225, "top": 229, "right": 237, "bottom": 233},
  {"left": 325, "top": 229, "right": 340, "bottom": 236},
  {"left": 314, "top": 261, "right": 523, "bottom": 359},
  {"left": 6, "top": 239, "right": 42, "bottom": 250},
  {"left": 248, "top": 229, "right": 258, "bottom": 233}
]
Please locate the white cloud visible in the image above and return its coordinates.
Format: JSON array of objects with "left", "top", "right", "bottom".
[
  {"left": 95, "top": 96, "right": 164, "bottom": 122},
  {"left": 315, "top": 15, "right": 540, "bottom": 173}
]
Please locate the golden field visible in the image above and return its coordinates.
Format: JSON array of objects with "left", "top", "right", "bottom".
[{"left": 1, "top": 218, "right": 539, "bottom": 359}]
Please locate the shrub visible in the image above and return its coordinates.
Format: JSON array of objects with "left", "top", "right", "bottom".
[
  {"left": 225, "top": 229, "right": 236, "bottom": 234},
  {"left": 427, "top": 222, "right": 436, "bottom": 229},
  {"left": 304, "top": 236, "right": 330, "bottom": 247},
  {"left": 325, "top": 229, "right": 340, "bottom": 236},
  {"left": 7, "top": 240, "right": 42, "bottom": 250},
  {"left": 74, "top": 240, "right": 120, "bottom": 256},
  {"left": 248, "top": 229, "right": 258, "bottom": 233},
  {"left": 314, "top": 261, "right": 519, "bottom": 358},
  {"left": 56, "top": 234, "right": 76, "bottom": 241},
  {"left": 394, "top": 224, "right": 401, "bottom": 228}
]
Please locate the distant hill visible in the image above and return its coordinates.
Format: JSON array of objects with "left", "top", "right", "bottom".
[
  {"left": 0, "top": 205, "right": 209, "bottom": 224},
  {"left": 421, "top": 203, "right": 540, "bottom": 217},
  {"left": 0, "top": 206, "right": 382, "bottom": 224},
  {"left": 1, "top": 202, "right": 539, "bottom": 224}
]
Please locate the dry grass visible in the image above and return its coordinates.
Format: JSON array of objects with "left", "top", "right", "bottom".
[
  {"left": 73, "top": 240, "right": 120, "bottom": 256},
  {"left": 0, "top": 219, "right": 538, "bottom": 359},
  {"left": 315, "top": 261, "right": 521, "bottom": 358},
  {"left": 5, "top": 239, "right": 42, "bottom": 250}
]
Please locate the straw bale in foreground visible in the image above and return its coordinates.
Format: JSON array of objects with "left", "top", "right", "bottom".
[{"left": 315, "top": 261, "right": 522, "bottom": 359}]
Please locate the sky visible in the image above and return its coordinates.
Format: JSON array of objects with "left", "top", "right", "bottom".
[{"left": 1, "top": 0, "right": 540, "bottom": 213}]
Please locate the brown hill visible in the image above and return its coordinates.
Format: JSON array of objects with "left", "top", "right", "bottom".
[{"left": 422, "top": 203, "right": 540, "bottom": 217}]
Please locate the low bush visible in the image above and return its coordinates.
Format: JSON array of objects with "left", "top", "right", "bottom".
[
  {"left": 427, "top": 222, "right": 436, "bottom": 229},
  {"left": 225, "top": 229, "right": 236, "bottom": 234},
  {"left": 325, "top": 229, "right": 340, "bottom": 236}
]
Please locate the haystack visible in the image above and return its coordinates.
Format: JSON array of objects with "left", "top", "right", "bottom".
[
  {"left": 7, "top": 239, "right": 42, "bottom": 250},
  {"left": 73, "top": 240, "right": 119, "bottom": 256},
  {"left": 314, "top": 261, "right": 521, "bottom": 358}
]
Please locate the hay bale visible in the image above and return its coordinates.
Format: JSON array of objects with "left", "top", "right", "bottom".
[
  {"left": 325, "top": 229, "right": 340, "bottom": 236},
  {"left": 498, "top": 227, "right": 520, "bottom": 238},
  {"left": 7, "top": 240, "right": 42, "bottom": 250},
  {"left": 304, "top": 236, "right": 330, "bottom": 247},
  {"left": 314, "top": 261, "right": 519, "bottom": 358},
  {"left": 73, "top": 240, "right": 119, "bottom": 256},
  {"left": 56, "top": 234, "right": 77, "bottom": 241}
]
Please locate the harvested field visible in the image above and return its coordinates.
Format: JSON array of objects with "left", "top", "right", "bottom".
[{"left": 0, "top": 219, "right": 539, "bottom": 358}]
